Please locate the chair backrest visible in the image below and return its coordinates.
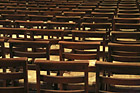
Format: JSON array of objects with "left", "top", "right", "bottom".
[
  {"left": 0, "top": 57, "right": 28, "bottom": 93},
  {"left": 59, "top": 41, "right": 100, "bottom": 61},
  {"left": 94, "top": 8, "right": 116, "bottom": 15},
  {"left": 117, "top": 13, "right": 140, "bottom": 18},
  {"left": 72, "top": 30, "right": 107, "bottom": 60},
  {"left": 113, "top": 17, "right": 140, "bottom": 31},
  {"left": 82, "top": 22, "right": 111, "bottom": 31},
  {"left": 77, "top": 5, "right": 96, "bottom": 10},
  {"left": 118, "top": 9, "right": 140, "bottom": 13},
  {"left": 72, "top": 30, "right": 107, "bottom": 42},
  {"left": 55, "top": 15, "right": 81, "bottom": 23},
  {"left": 28, "top": 7, "right": 48, "bottom": 11},
  {"left": 14, "top": 20, "right": 45, "bottom": 29},
  {"left": 96, "top": 61, "right": 140, "bottom": 93},
  {"left": 16, "top": 10, "right": 41, "bottom": 15},
  {"left": 0, "top": 27, "right": 27, "bottom": 41},
  {"left": 0, "top": 20, "right": 12, "bottom": 28},
  {"left": 47, "top": 21, "right": 77, "bottom": 30},
  {"left": 27, "top": 28, "right": 64, "bottom": 39},
  {"left": 27, "top": 14, "right": 53, "bottom": 21},
  {"left": 1, "top": 14, "right": 27, "bottom": 21},
  {"left": 27, "top": 28, "right": 64, "bottom": 55},
  {"left": 35, "top": 60, "right": 89, "bottom": 93},
  {"left": 49, "top": 8, "right": 70, "bottom": 11},
  {"left": 6, "top": 6, "right": 27, "bottom": 10},
  {"left": 111, "top": 31, "right": 140, "bottom": 44},
  {"left": 63, "top": 11, "right": 86, "bottom": 17},
  {"left": 9, "top": 40, "right": 50, "bottom": 63},
  {"left": 82, "top": 16, "right": 109, "bottom": 23},
  {"left": 40, "top": 11, "right": 62, "bottom": 16},
  {"left": 91, "top": 12, "right": 114, "bottom": 20},
  {"left": 108, "top": 43, "right": 140, "bottom": 62},
  {"left": 118, "top": 6, "right": 138, "bottom": 10},
  {"left": 98, "top": 6, "right": 117, "bottom": 11},
  {"left": 58, "top": 5, "right": 77, "bottom": 9},
  {"left": 0, "top": 9, "right": 15, "bottom": 14}
]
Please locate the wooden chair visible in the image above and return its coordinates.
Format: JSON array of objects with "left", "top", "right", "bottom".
[
  {"left": 114, "top": 23, "right": 140, "bottom": 31},
  {"left": 100, "top": 2, "right": 118, "bottom": 6},
  {"left": 40, "top": 11, "right": 62, "bottom": 16},
  {"left": 111, "top": 31, "right": 140, "bottom": 44},
  {"left": 80, "top": 2, "right": 99, "bottom": 7},
  {"left": 28, "top": 7, "right": 48, "bottom": 11},
  {"left": 16, "top": 10, "right": 41, "bottom": 15},
  {"left": 35, "top": 60, "right": 89, "bottom": 93},
  {"left": 0, "top": 57, "right": 28, "bottom": 93},
  {"left": 113, "top": 17, "right": 140, "bottom": 31},
  {"left": 91, "top": 12, "right": 114, "bottom": 23},
  {"left": 55, "top": 16, "right": 81, "bottom": 22},
  {"left": 81, "top": 22, "right": 111, "bottom": 33},
  {"left": 1, "top": 14, "right": 27, "bottom": 21},
  {"left": 63, "top": 2, "right": 82, "bottom": 5},
  {"left": 82, "top": 16, "right": 109, "bottom": 23},
  {"left": 108, "top": 43, "right": 140, "bottom": 62},
  {"left": 6, "top": 6, "right": 27, "bottom": 10},
  {"left": 0, "top": 3, "right": 17, "bottom": 7},
  {"left": 59, "top": 41, "right": 101, "bottom": 61},
  {"left": 14, "top": 20, "right": 46, "bottom": 29},
  {"left": 117, "top": 13, "right": 140, "bottom": 18},
  {"left": 47, "top": 21, "right": 77, "bottom": 30},
  {"left": 27, "top": 28, "right": 64, "bottom": 55},
  {"left": 96, "top": 61, "right": 140, "bottom": 93},
  {"left": 77, "top": 5, "right": 96, "bottom": 11},
  {"left": 25, "top": 4, "right": 38, "bottom": 8},
  {"left": 94, "top": 8, "right": 116, "bottom": 15},
  {"left": 98, "top": 6, "right": 117, "bottom": 11},
  {"left": 38, "top": 5, "right": 57, "bottom": 8},
  {"left": 118, "top": 6, "right": 138, "bottom": 10},
  {"left": 58, "top": 5, "right": 77, "bottom": 9},
  {"left": 59, "top": 41, "right": 100, "bottom": 92},
  {"left": 0, "top": 9, "right": 15, "bottom": 14},
  {"left": 118, "top": 9, "right": 140, "bottom": 13},
  {"left": 82, "top": 1, "right": 99, "bottom": 4},
  {"left": 94, "top": 8, "right": 116, "bottom": 13},
  {"left": 72, "top": 8, "right": 92, "bottom": 16},
  {"left": 0, "top": 27, "right": 27, "bottom": 41},
  {"left": 0, "top": 20, "right": 12, "bottom": 28},
  {"left": 49, "top": 8, "right": 70, "bottom": 11},
  {"left": 54, "top": 16, "right": 81, "bottom": 29},
  {"left": 9, "top": 1, "right": 26, "bottom": 5},
  {"left": 27, "top": 14, "right": 53, "bottom": 21},
  {"left": 9, "top": 40, "right": 50, "bottom": 70},
  {"left": 72, "top": 30, "right": 107, "bottom": 60},
  {"left": 63, "top": 11, "right": 86, "bottom": 17},
  {"left": 81, "top": 16, "right": 94, "bottom": 23},
  {"left": 91, "top": 9, "right": 114, "bottom": 19},
  {"left": 119, "top": 0, "right": 137, "bottom": 4},
  {"left": 118, "top": 4, "right": 137, "bottom": 7}
]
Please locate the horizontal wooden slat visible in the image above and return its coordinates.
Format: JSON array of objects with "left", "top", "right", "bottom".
[
  {"left": 40, "top": 89, "right": 85, "bottom": 93},
  {"left": 63, "top": 53, "right": 97, "bottom": 60},
  {"left": 0, "top": 86, "right": 25, "bottom": 93},
  {"left": 0, "top": 72, "right": 24, "bottom": 80},
  {"left": 35, "top": 60, "right": 89, "bottom": 71},
  {"left": 14, "top": 51, "right": 47, "bottom": 58},
  {"left": 0, "top": 57, "right": 27, "bottom": 67},
  {"left": 100, "top": 76, "right": 140, "bottom": 85},
  {"left": 40, "top": 75, "right": 84, "bottom": 83}
]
